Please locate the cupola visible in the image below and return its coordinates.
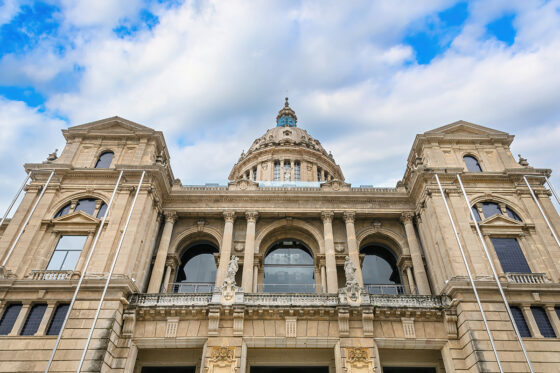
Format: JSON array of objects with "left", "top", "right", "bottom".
[{"left": 276, "top": 97, "right": 297, "bottom": 127}]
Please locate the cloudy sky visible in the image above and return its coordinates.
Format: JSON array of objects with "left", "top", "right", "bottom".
[{"left": 1, "top": 0, "right": 560, "bottom": 212}]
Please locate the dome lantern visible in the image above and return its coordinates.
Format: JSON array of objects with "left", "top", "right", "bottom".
[{"left": 276, "top": 97, "right": 297, "bottom": 127}]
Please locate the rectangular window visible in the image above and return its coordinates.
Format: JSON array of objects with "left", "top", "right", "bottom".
[
  {"left": 510, "top": 306, "right": 531, "bottom": 337},
  {"left": 0, "top": 303, "right": 22, "bottom": 335},
  {"left": 46, "top": 235, "right": 87, "bottom": 271},
  {"left": 20, "top": 304, "right": 47, "bottom": 335},
  {"left": 273, "top": 161, "right": 280, "bottom": 181},
  {"left": 531, "top": 306, "right": 556, "bottom": 338},
  {"left": 46, "top": 304, "right": 69, "bottom": 335},
  {"left": 294, "top": 161, "right": 300, "bottom": 181},
  {"left": 490, "top": 238, "right": 531, "bottom": 273},
  {"left": 252, "top": 167, "right": 257, "bottom": 181},
  {"left": 317, "top": 167, "right": 322, "bottom": 181}
]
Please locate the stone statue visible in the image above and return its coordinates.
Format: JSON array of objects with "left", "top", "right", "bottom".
[
  {"left": 224, "top": 255, "right": 239, "bottom": 286},
  {"left": 47, "top": 149, "right": 58, "bottom": 161},
  {"left": 518, "top": 154, "right": 529, "bottom": 167},
  {"left": 344, "top": 256, "right": 358, "bottom": 287},
  {"left": 284, "top": 169, "right": 291, "bottom": 182}
]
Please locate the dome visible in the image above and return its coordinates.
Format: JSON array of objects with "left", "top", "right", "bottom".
[{"left": 229, "top": 99, "right": 344, "bottom": 183}]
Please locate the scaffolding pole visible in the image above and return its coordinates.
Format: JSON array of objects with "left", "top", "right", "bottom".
[
  {"left": 2, "top": 171, "right": 54, "bottom": 267},
  {"left": 456, "top": 174, "right": 535, "bottom": 373},
  {"left": 434, "top": 173, "right": 504, "bottom": 373},
  {"left": 523, "top": 176, "right": 560, "bottom": 250},
  {"left": 44, "top": 170, "right": 124, "bottom": 373},
  {"left": 0, "top": 173, "right": 30, "bottom": 232},
  {"left": 76, "top": 170, "right": 145, "bottom": 372}
]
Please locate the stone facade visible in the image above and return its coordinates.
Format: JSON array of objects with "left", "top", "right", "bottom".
[{"left": 0, "top": 102, "right": 559, "bottom": 372}]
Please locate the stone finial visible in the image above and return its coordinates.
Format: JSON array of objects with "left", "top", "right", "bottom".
[
  {"left": 47, "top": 149, "right": 58, "bottom": 161},
  {"left": 518, "top": 154, "right": 529, "bottom": 167}
]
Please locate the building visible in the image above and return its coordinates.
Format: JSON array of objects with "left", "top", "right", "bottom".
[{"left": 0, "top": 99, "right": 559, "bottom": 372}]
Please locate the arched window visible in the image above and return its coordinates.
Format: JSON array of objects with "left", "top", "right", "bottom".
[
  {"left": 471, "top": 201, "right": 522, "bottom": 222},
  {"left": 360, "top": 245, "right": 402, "bottom": 294},
  {"left": 263, "top": 239, "right": 315, "bottom": 293},
  {"left": 54, "top": 198, "right": 106, "bottom": 219},
  {"left": 95, "top": 151, "right": 114, "bottom": 168},
  {"left": 175, "top": 242, "right": 218, "bottom": 293},
  {"left": 74, "top": 198, "right": 97, "bottom": 215},
  {"left": 54, "top": 203, "right": 71, "bottom": 218},
  {"left": 463, "top": 155, "right": 482, "bottom": 172}
]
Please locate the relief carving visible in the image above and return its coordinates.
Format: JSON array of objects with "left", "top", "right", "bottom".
[
  {"left": 206, "top": 346, "right": 237, "bottom": 373},
  {"left": 345, "top": 347, "right": 375, "bottom": 373}
]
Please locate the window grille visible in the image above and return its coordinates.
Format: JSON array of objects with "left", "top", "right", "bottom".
[
  {"left": 463, "top": 155, "right": 482, "bottom": 172},
  {"left": 47, "top": 235, "right": 87, "bottom": 271},
  {"left": 46, "top": 304, "right": 69, "bottom": 335},
  {"left": 510, "top": 306, "right": 531, "bottom": 337},
  {"left": 0, "top": 303, "right": 22, "bottom": 335},
  {"left": 20, "top": 304, "right": 47, "bottom": 335},
  {"left": 531, "top": 306, "right": 556, "bottom": 338},
  {"left": 490, "top": 238, "right": 531, "bottom": 273}
]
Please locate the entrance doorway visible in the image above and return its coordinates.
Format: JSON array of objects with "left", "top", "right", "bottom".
[
  {"left": 383, "top": 368, "right": 437, "bottom": 373},
  {"left": 251, "top": 367, "right": 329, "bottom": 373},
  {"left": 141, "top": 367, "right": 195, "bottom": 373}
]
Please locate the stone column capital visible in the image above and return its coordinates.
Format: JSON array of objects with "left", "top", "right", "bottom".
[
  {"left": 164, "top": 211, "right": 177, "bottom": 224},
  {"left": 321, "top": 211, "right": 334, "bottom": 223},
  {"left": 245, "top": 211, "right": 259, "bottom": 223},
  {"left": 343, "top": 211, "right": 356, "bottom": 224},
  {"left": 223, "top": 211, "right": 236, "bottom": 223},
  {"left": 400, "top": 212, "right": 414, "bottom": 224}
]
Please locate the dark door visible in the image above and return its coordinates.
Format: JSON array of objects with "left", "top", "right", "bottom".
[
  {"left": 141, "top": 367, "right": 196, "bottom": 373},
  {"left": 383, "top": 368, "right": 437, "bottom": 373},
  {"left": 251, "top": 367, "right": 329, "bottom": 373}
]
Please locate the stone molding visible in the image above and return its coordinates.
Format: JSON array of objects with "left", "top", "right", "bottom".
[
  {"left": 223, "top": 211, "right": 236, "bottom": 223},
  {"left": 321, "top": 211, "right": 334, "bottom": 223}
]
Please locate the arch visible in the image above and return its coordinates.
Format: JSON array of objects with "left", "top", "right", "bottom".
[
  {"left": 360, "top": 244, "right": 401, "bottom": 285},
  {"left": 175, "top": 241, "right": 219, "bottom": 287},
  {"left": 94, "top": 150, "right": 114, "bottom": 168},
  {"left": 169, "top": 225, "right": 223, "bottom": 256},
  {"left": 262, "top": 239, "right": 315, "bottom": 293},
  {"left": 463, "top": 154, "right": 482, "bottom": 172},
  {"left": 468, "top": 194, "right": 529, "bottom": 223},
  {"left": 49, "top": 192, "right": 109, "bottom": 219},
  {"left": 255, "top": 218, "right": 324, "bottom": 255},
  {"left": 356, "top": 227, "right": 408, "bottom": 257}
]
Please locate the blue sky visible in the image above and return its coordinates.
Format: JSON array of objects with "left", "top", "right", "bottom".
[{"left": 1, "top": 0, "right": 560, "bottom": 211}]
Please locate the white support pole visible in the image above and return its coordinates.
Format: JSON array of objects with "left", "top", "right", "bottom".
[
  {"left": 2, "top": 171, "right": 54, "bottom": 267},
  {"left": 0, "top": 173, "right": 30, "bottom": 232},
  {"left": 44, "top": 170, "right": 124, "bottom": 373},
  {"left": 523, "top": 176, "right": 560, "bottom": 250},
  {"left": 434, "top": 174, "right": 504, "bottom": 373},
  {"left": 457, "top": 174, "right": 535, "bottom": 373},
  {"left": 76, "top": 171, "right": 145, "bottom": 373},
  {"left": 544, "top": 176, "right": 560, "bottom": 207}
]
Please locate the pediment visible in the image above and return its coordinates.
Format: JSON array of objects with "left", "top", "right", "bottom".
[
  {"left": 425, "top": 120, "right": 508, "bottom": 137},
  {"left": 52, "top": 211, "right": 99, "bottom": 225},
  {"left": 479, "top": 214, "right": 521, "bottom": 226},
  {"left": 67, "top": 116, "right": 155, "bottom": 134}
]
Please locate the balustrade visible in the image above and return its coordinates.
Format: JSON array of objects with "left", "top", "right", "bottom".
[
  {"left": 505, "top": 272, "right": 549, "bottom": 284},
  {"left": 28, "top": 270, "right": 75, "bottom": 280}
]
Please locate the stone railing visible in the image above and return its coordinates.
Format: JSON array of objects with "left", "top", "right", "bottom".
[
  {"left": 28, "top": 270, "right": 75, "bottom": 280},
  {"left": 505, "top": 272, "right": 549, "bottom": 284},
  {"left": 130, "top": 293, "right": 213, "bottom": 307},
  {"left": 369, "top": 295, "right": 448, "bottom": 309},
  {"left": 244, "top": 293, "right": 339, "bottom": 307}
]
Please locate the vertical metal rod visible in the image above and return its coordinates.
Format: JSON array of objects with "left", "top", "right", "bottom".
[
  {"left": 0, "top": 173, "right": 30, "bottom": 231},
  {"left": 434, "top": 174, "right": 504, "bottom": 373},
  {"left": 523, "top": 176, "right": 560, "bottom": 250},
  {"left": 457, "top": 174, "right": 535, "bottom": 373},
  {"left": 544, "top": 176, "right": 560, "bottom": 209},
  {"left": 2, "top": 171, "right": 54, "bottom": 267},
  {"left": 76, "top": 171, "right": 145, "bottom": 372},
  {"left": 44, "top": 170, "right": 124, "bottom": 373}
]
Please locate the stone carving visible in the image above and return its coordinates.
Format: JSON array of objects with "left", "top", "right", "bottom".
[
  {"left": 221, "top": 255, "right": 240, "bottom": 304},
  {"left": 345, "top": 348, "right": 375, "bottom": 373},
  {"left": 518, "top": 154, "right": 529, "bottom": 166},
  {"left": 155, "top": 150, "right": 166, "bottom": 165},
  {"left": 284, "top": 169, "right": 291, "bottom": 181},
  {"left": 342, "top": 256, "right": 363, "bottom": 305},
  {"left": 47, "top": 149, "right": 58, "bottom": 161},
  {"left": 207, "top": 346, "right": 236, "bottom": 373}
]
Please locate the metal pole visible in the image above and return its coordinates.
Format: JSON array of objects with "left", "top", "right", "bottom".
[
  {"left": 44, "top": 170, "right": 124, "bottom": 373},
  {"left": 76, "top": 171, "right": 145, "bottom": 372},
  {"left": 0, "top": 173, "right": 30, "bottom": 231},
  {"left": 2, "top": 171, "right": 54, "bottom": 267},
  {"left": 544, "top": 176, "right": 560, "bottom": 207},
  {"left": 456, "top": 174, "right": 535, "bottom": 373},
  {"left": 434, "top": 174, "right": 504, "bottom": 373},
  {"left": 523, "top": 176, "right": 560, "bottom": 250}
]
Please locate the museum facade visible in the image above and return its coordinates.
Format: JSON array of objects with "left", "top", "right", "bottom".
[{"left": 0, "top": 99, "right": 560, "bottom": 372}]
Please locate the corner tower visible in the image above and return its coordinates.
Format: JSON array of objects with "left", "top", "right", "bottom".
[{"left": 228, "top": 98, "right": 344, "bottom": 183}]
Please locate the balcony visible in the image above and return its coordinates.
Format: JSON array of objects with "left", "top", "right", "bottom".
[
  {"left": 505, "top": 272, "right": 550, "bottom": 284},
  {"left": 27, "top": 270, "right": 77, "bottom": 280}
]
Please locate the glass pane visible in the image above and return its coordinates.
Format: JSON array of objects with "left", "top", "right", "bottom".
[
  {"left": 471, "top": 207, "right": 481, "bottom": 222},
  {"left": 54, "top": 203, "right": 71, "bottom": 218},
  {"left": 20, "top": 304, "right": 47, "bottom": 335},
  {"left": 46, "top": 251, "right": 66, "bottom": 270},
  {"left": 47, "top": 304, "right": 69, "bottom": 335},
  {"left": 464, "top": 156, "right": 482, "bottom": 172},
  {"left": 97, "top": 203, "right": 108, "bottom": 218},
  {"left": 56, "top": 235, "right": 87, "bottom": 251},
  {"left": 0, "top": 304, "right": 22, "bottom": 335},
  {"left": 491, "top": 238, "right": 531, "bottom": 273},
  {"left": 182, "top": 253, "right": 217, "bottom": 283},
  {"left": 361, "top": 246, "right": 400, "bottom": 285},
  {"left": 506, "top": 207, "right": 522, "bottom": 221},
  {"left": 263, "top": 266, "right": 315, "bottom": 292},
  {"left": 481, "top": 202, "right": 501, "bottom": 219},
  {"left": 531, "top": 307, "right": 556, "bottom": 338},
  {"left": 510, "top": 306, "right": 531, "bottom": 337},
  {"left": 61, "top": 251, "right": 81, "bottom": 270},
  {"left": 95, "top": 152, "right": 114, "bottom": 168},
  {"left": 75, "top": 198, "right": 97, "bottom": 215}
]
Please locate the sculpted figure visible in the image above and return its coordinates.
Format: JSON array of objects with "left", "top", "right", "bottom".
[
  {"left": 344, "top": 256, "right": 357, "bottom": 286},
  {"left": 224, "top": 255, "right": 239, "bottom": 286}
]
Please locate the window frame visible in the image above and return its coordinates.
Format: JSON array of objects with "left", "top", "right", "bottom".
[
  {"left": 46, "top": 234, "right": 88, "bottom": 271},
  {"left": 490, "top": 237, "right": 532, "bottom": 274},
  {"left": 94, "top": 150, "right": 115, "bottom": 169},
  {"left": 20, "top": 303, "right": 47, "bottom": 336},
  {"left": 46, "top": 303, "right": 70, "bottom": 336},
  {"left": 463, "top": 154, "right": 483, "bottom": 172},
  {"left": 0, "top": 303, "right": 23, "bottom": 335}
]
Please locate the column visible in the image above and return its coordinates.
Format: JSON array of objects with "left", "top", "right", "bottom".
[
  {"left": 545, "top": 306, "right": 560, "bottom": 337},
  {"left": 280, "top": 160, "right": 285, "bottom": 181},
  {"left": 147, "top": 211, "right": 177, "bottom": 293},
  {"left": 9, "top": 302, "right": 30, "bottom": 336},
  {"left": 37, "top": 302, "right": 56, "bottom": 335},
  {"left": 522, "top": 305, "right": 542, "bottom": 338},
  {"left": 405, "top": 266, "right": 417, "bottom": 294},
  {"left": 215, "top": 211, "right": 236, "bottom": 287},
  {"left": 321, "top": 265, "right": 327, "bottom": 293},
  {"left": 401, "top": 213, "right": 431, "bottom": 295},
  {"left": 241, "top": 211, "right": 258, "bottom": 292},
  {"left": 343, "top": 212, "right": 363, "bottom": 287},
  {"left": 161, "top": 264, "right": 172, "bottom": 293},
  {"left": 252, "top": 264, "right": 258, "bottom": 292},
  {"left": 322, "top": 211, "right": 338, "bottom": 293}
]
